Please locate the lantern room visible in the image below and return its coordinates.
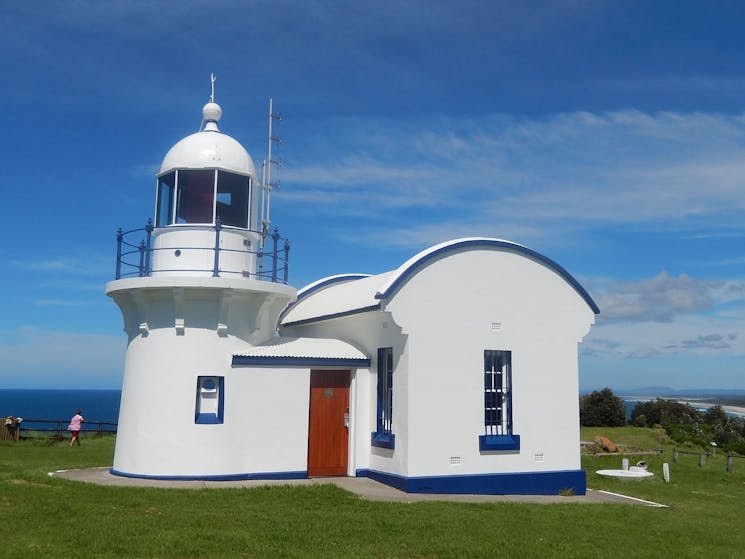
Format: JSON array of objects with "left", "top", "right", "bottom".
[
  {"left": 112, "top": 95, "right": 289, "bottom": 283},
  {"left": 155, "top": 101, "right": 260, "bottom": 231},
  {"left": 148, "top": 101, "right": 264, "bottom": 278}
]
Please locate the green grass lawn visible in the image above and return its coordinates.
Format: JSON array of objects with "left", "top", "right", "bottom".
[{"left": 1, "top": 430, "right": 744, "bottom": 558}]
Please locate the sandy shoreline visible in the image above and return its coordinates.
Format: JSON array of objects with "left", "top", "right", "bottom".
[
  {"left": 678, "top": 401, "right": 745, "bottom": 417},
  {"left": 624, "top": 396, "right": 745, "bottom": 417}
]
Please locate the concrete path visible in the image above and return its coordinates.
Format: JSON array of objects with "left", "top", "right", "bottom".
[{"left": 51, "top": 467, "right": 666, "bottom": 507}]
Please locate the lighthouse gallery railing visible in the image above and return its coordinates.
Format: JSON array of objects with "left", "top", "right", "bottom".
[{"left": 114, "top": 219, "right": 290, "bottom": 283}]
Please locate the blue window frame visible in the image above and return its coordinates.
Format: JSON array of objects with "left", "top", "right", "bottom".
[
  {"left": 480, "top": 350, "right": 520, "bottom": 451},
  {"left": 195, "top": 376, "right": 225, "bottom": 424},
  {"left": 371, "top": 347, "right": 395, "bottom": 449}
]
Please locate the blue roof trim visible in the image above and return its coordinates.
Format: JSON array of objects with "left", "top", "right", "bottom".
[
  {"left": 281, "top": 303, "right": 382, "bottom": 328},
  {"left": 297, "top": 274, "right": 371, "bottom": 299},
  {"left": 279, "top": 274, "right": 371, "bottom": 323},
  {"left": 232, "top": 355, "right": 371, "bottom": 367},
  {"left": 376, "top": 239, "right": 599, "bottom": 314}
]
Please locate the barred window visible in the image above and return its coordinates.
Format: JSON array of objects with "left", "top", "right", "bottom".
[
  {"left": 480, "top": 350, "right": 519, "bottom": 451},
  {"left": 371, "top": 347, "right": 395, "bottom": 448}
]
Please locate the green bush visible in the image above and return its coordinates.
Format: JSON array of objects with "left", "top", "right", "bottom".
[
  {"left": 630, "top": 400, "right": 745, "bottom": 453},
  {"left": 580, "top": 388, "right": 626, "bottom": 427},
  {"left": 630, "top": 399, "right": 701, "bottom": 427}
]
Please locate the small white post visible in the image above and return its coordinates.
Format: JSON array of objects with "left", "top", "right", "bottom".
[
  {"left": 663, "top": 462, "right": 670, "bottom": 483},
  {"left": 622, "top": 458, "right": 629, "bottom": 470}
]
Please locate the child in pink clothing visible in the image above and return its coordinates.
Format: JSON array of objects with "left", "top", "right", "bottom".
[{"left": 68, "top": 410, "right": 84, "bottom": 447}]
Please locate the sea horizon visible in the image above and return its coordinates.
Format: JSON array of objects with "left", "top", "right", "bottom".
[
  {"left": 0, "top": 388, "right": 122, "bottom": 432},
  {"left": 4, "top": 387, "right": 744, "bottom": 428}
]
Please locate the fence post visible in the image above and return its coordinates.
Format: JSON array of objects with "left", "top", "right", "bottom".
[
  {"left": 138, "top": 240, "right": 147, "bottom": 277},
  {"left": 283, "top": 238, "right": 290, "bottom": 284},
  {"left": 144, "top": 218, "right": 153, "bottom": 275},
  {"left": 115, "top": 228, "right": 123, "bottom": 279},
  {"left": 213, "top": 218, "right": 222, "bottom": 277},
  {"left": 673, "top": 448, "right": 679, "bottom": 463},
  {"left": 57, "top": 420, "right": 63, "bottom": 439},
  {"left": 727, "top": 455, "right": 734, "bottom": 474},
  {"left": 699, "top": 453, "right": 706, "bottom": 467},
  {"left": 271, "top": 227, "right": 279, "bottom": 282}
]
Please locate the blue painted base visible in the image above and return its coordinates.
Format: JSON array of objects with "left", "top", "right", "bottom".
[
  {"left": 110, "top": 468, "right": 307, "bottom": 482},
  {"left": 356, "top": 468, "right": 586, "bottom": 495}
]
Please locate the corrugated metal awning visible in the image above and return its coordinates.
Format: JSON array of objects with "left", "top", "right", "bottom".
[{"left": 233, "top": 337, "right": 370, "bottom": 367}]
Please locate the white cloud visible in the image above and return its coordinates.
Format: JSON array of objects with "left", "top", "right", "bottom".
[
  {"left": 34, "top": 299, "right": 105, "bottom": 308},
  {"left": 590, "top": 273, "right": 715, "bottom": 323},
  {"left": 282, "top": 110, "right": 745, "bottom": 249},
  {"left": 10, "top": 256, "right": 111, "bottom": 277},
  {"left": 0, "top": 327, "right": 125, "bottom": 388},
  {"left": 581, "top": 273, "right": 745, "bottom": 364}
]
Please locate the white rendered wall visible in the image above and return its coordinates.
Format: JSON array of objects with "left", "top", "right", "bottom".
[
  {"left": 284, "top": 247, "right": 594, "bottom": 481},
  {"left": 282, "top": 311, "right": 407, "bottom": 477},
  {"left": 385, "top": 249, "right": 593, "bottom": 478},
  {"left": 108, "top": 276, "right": 299, "bottom": 477},
  {"left": 151, "top": 227, "right": 262, "bottom": 278}
]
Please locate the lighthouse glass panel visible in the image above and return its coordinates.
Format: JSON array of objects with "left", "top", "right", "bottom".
[
  {"left": 216, "top": 171, "right": 250, "bottom": 228},
  {"left": 175, "top": 169, "right": 215, "bottom": 224},
  {"left": 156, "top": 172, "right": 176, "bottom": 227}
]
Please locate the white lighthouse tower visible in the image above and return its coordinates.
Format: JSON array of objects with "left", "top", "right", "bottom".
[{"left": 106, "top": 86, "right": 296, "bottom": 479}]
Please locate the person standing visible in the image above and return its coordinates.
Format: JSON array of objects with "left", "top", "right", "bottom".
[{"left": 68, "top": 409, "right": 84, "bottom": 447}]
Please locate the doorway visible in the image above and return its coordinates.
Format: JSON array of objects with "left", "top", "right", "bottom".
[{"left": 308, "top": 370, "right": 350, "bottom": 477}]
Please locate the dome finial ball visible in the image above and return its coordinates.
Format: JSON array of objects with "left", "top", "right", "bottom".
[{"left": 202, "top": 102, "right": 222, "bottom": 123}]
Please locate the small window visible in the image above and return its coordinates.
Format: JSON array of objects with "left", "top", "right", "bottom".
[
  {"left": 371, "top": 347, "right": 395, "bottom": 448},
  {"left": 480, "top": 350, "right": 519, "bottom": 451},
  {"left": 195, "top": 375, "right": 224, "bottom": 424},
  {"left": 156, "top": 172, "right": 176, "bottom": 227},
  {"left": 176, "top": 169, "right": 216, "bottom": 224}
]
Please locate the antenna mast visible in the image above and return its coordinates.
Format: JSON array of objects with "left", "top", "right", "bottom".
[{"left": 260, "top": 98, "right": 282, "bottom": 247}]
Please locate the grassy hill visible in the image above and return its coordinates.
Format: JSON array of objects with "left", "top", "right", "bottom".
[{"left": 1, "top": 431, "right": 744, "bottom": 558}]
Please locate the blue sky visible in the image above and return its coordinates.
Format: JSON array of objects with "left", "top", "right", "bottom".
[{"left": 3, "top": 1, "right": 745, "bottom": 391}]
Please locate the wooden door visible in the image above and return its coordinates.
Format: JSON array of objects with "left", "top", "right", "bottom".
[{"left": 308, "top": 370, "right": 350, "bottom": 477}]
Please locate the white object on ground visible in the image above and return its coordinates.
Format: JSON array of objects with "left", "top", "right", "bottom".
[{"left": 596, "top": 467, "right": 654, "bottom": 479}]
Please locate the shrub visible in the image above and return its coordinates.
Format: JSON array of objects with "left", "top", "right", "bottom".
[
  {"left": 579, "top": 388, "right": 626, "bottom": 427},
  {"left": 630, "top": 398, "right": 702, "bottom": 427}
]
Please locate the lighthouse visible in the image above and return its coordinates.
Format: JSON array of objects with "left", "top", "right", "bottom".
[
  {"left": 106, "top": 81, "right": 596, "bottom": 493},
  {"left": 107, "top": 88, "right": 297, "bottom": 479}
]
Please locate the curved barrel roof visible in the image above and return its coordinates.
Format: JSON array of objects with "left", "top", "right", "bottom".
[{"left": 281, "top": 238, "right": 599, "bottom": 328}]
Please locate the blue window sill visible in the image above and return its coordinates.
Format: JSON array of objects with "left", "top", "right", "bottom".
[
  {"left": 371, "top": 432, "right": 395, "bottom": 449},
  {"left": 479, "top": 434, "right": 520, "bottom": 451},
  {"left": 195, "top": 413, "right": 223, "bottom": 425}
]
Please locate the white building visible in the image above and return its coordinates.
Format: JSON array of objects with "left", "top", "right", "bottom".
[{"left": 107, "top": 95, "right": 598, "bottom": 494}]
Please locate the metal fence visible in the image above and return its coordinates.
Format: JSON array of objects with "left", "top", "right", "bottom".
[
  {"left": 115, "top": 219, "right": 290, "bottom": 283},
  {"left": 3, "top": 419, "right": 117, "bottom": 440}
]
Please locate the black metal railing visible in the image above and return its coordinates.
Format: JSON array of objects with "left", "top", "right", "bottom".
[
  {"left": 114, "top": 219, "right": 290, "bottom": 283},
  {"left": 3, "top": 418, "right": 117, "bottom": 440}
]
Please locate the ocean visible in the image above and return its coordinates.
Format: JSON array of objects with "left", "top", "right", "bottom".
[{"left": 0, "top": 389, "right": 121, "bottom": 433}]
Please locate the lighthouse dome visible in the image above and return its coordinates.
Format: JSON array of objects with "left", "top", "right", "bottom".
[{"left": 159, "top": 102, "right": 257, "bottom": 177}]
